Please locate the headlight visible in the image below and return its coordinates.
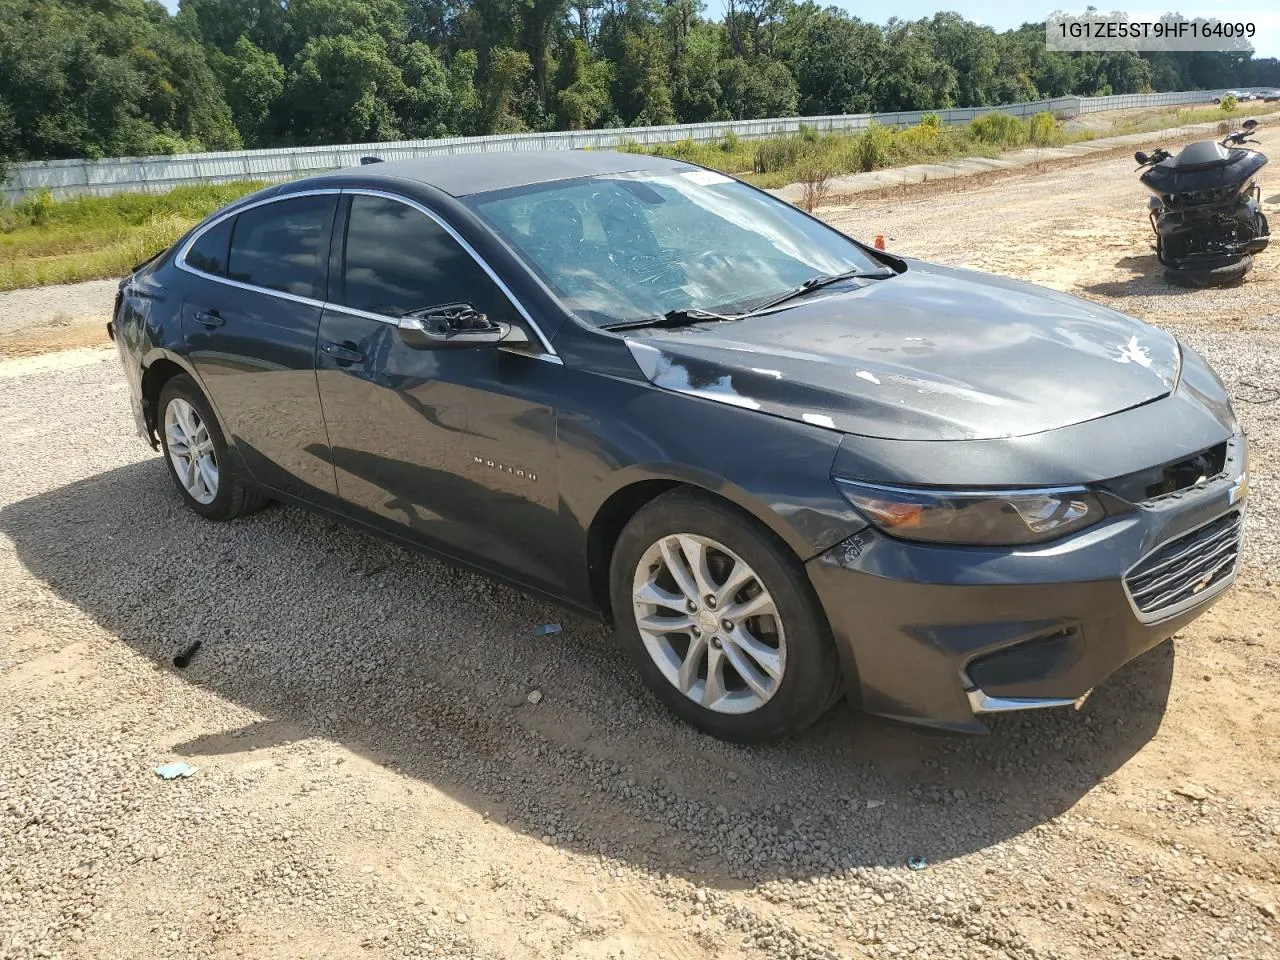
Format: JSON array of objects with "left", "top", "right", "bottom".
[{"left": 835, "top": 479, "right": 1104, "bottom": 546}]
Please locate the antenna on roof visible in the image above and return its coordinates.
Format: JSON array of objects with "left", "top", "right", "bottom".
[{"left": 359, "top": 156, "right": 383, "bottom": 165}]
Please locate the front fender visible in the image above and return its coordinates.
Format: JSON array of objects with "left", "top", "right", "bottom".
[
  {"left": 554, "top": 370, "right": 870, "bottom": 610},
  {"left": 588, "top": 459, "right": 862, "bottom": 563}
]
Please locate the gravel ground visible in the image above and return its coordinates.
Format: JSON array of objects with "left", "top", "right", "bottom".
[
  {"left": 0, "top": 280, "right": 117, "bottom": 360},
  {"left": 0, "top": 279, "right": 118, "bottom": 335},
  {"left": 3, "top": 133, "right": 1280, "bottom": 960}
]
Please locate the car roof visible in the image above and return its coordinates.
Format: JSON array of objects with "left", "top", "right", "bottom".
[{"left": 312, "top": 149, "right": 698, "bottom": 199}]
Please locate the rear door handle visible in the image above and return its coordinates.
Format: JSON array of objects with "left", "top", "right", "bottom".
[
  {"left": 320, "top": 340, "right": 364, "bottom": 365},
  {"left": 193, "top": 309, "right": 223, "bottom": 328}
]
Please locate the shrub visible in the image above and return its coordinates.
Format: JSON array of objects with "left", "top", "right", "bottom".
[
  {"left": 1028, "top": 111, "right": 1063, "bottom": 147},
  {"left": 920, "top": 112, "right": 942, "bottom": 130},
  {"left": 719, "top": 130, "right": 739, "bottom": 152},
  {"left": 896, "top": 121, "right": 941, "bottom": 160},
  {"left": 852, "top": 122, "right": 892, "bottom": 171},
  {"left": 798, "top": 122, "right": 819, "bottom": 143},
  {"left": 14, "top": 188, "right": 54, "bottom": 226},
  {"left": 753, "top": 137, "right": 807, "bottom": 173},
  {"left": 797, "top": 162, "right": 833, "bottom": 212},
  {"left": 970, "top": 112, "right": 1029, "bottom": 147},
  {"left": 664, "top": 136, "right": 697, "bottom": 158},
  {"left": 1220, "top": 94, "right": 1238, "bottom": 113}
]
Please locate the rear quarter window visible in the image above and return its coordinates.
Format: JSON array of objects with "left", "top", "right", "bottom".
[{"left": 184, "top": 218, "right": 233, "bottom": 276}]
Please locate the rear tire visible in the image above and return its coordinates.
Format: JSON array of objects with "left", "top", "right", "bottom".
[
  {"left": 608, "top": 489, "right": 842, "bottom": 742},
  {"left": 1164, "top": 256, "right": 1253, "bottom": 288},
  {"left": 158, "top": 374, "right": 269, "bottom": 521}
]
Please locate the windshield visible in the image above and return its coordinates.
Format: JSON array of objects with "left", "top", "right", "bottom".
[{"left": 467, "top": 169, "right": 886, "bottom": 327}]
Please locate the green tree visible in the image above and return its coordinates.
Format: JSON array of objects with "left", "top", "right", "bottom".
[
  {"left": 281, "top": 34, "right": 404, "bottom": 144},
  {"left": 613, "top": 27, "right": 675, "bottom": 124},
  {"left": 397, "top": 41, "right": 455, "bottom": 136},
  {"left": 447, "top": 50, "right": 485, "bottom": 134},
  {"left": 878, "top": 20, "right": 957, "bottom": 110},
  {"left": 483, "top": 46, "right": 534, "bottom": 131},
  {"left": 3, "top": 0, "right": 1274, "bottom": 162},
  {"left": 928, "top": 11, "right": 998, "bottom": 106},
  {"left": 554, "top": 38, "right": 614, "bottom": 128},
  {"left": 671, "top": 25, "right": 723, "bottom": 122},
  {"left": 518, "top": 0, "right": 572, "bottom": 113},
  {"left": 717, "top": 57, "right": 796, "bottom": 119},
  {"left": 787, "top": 10, "right": 885, "bottom": 115},
  {"left": 210, "top": 37, "right": 285, "bottom": 146},
  {"left": 0, "top": 0, "right": 239, "bottom": 159}
]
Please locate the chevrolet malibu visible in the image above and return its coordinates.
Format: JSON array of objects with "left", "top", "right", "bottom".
[{"left": 109, "top": 151, "right": 1247, "bottom": 742}]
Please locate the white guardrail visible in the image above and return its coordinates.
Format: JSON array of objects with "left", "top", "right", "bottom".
[{"left": 1, "top": 88, "right": 1238, "bottom": 202}]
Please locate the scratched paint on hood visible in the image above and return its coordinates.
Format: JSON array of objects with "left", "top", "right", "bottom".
[{"left": 624, "top": 259, "right": 1180, "bottom": 441}]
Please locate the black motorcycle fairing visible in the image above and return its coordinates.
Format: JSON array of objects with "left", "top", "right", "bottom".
[{"left": 1140, "top": 148, "right": 1267, "bottom": 200}]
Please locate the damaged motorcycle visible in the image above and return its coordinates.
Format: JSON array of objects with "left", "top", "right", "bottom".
[{"left": 1135, "top": 118, "right": 1270, "bottom": 286}]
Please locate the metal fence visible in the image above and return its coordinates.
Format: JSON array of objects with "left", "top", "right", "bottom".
[{"left": 1, "top": 88, "right": 1233, "bottom": 203}]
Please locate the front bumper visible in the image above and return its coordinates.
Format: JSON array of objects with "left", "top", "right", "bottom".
[{"left": 807, "top": 436, "right": 1248, "bottom": 733}]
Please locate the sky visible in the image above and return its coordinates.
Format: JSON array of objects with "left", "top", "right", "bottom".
[{"left": 156, "top": 0, "right": 1280, "bottom": 59}]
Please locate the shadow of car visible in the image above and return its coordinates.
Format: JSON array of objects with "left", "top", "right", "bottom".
[{"left": 0, "top": 457, "right": 1176, "bottom": 887}]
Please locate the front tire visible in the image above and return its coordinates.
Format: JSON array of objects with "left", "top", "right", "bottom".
[
  {"left": 609, "top": 489, "right": 842, "bottom": 742},
  {"left": 1164, "top": 256, "right": 1253, "bottom": 288},
  {"left": 158, "top": 374, "right": 268, "bottom": 521}
]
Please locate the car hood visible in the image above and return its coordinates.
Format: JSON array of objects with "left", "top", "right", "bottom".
[{"left": 624, "top": 260, "right": 1181, "bottom": 441}]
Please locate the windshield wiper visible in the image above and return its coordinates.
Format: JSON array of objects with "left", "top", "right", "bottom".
[
  {"left": 747, "top": 268, "right": 895, "bottom": 314},
  {"left": 603, "top": 269, "right": 895, "bottom": 332},
  {"left": 603, "top": 308, "right": 736, "bottom": 332}
]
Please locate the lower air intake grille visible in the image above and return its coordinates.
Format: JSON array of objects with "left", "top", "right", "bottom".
[{"left": 1125, "top": 510, "right": 1243, "bottom": 619}]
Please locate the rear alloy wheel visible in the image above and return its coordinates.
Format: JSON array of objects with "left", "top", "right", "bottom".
[
  {"left": 610, "top": 489, "right": 842, "bottom": 742},
  {"left": 157, "top": 374, "right": 269, "bottom": 521},
  {"left": 164, "top": 397, "right": 218, "bottom": 505}
]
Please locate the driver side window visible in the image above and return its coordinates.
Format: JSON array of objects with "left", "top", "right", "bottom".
[{"left": 340, "top": 194, "right": 519, "bottom": 323}]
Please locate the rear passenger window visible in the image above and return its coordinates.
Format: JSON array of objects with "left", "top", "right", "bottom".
[
  {"left": 185, "top": 218, "right": 232, "bottom": 276},
  {"left": 341, "top": 194, "right": 517, "bottom": 321},
  {"left": 227, "top": 195, "right": 337, "bottom": 299}
]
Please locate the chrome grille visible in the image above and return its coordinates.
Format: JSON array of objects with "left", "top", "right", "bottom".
[{"left": 1125, "top": 510, "right": 1243, "bottom": 619}]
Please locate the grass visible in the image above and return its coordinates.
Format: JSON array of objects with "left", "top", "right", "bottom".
[
  {"left": 1088, "top": 104, "right": 1251, "bottom": 138},
  {"left": 0, "top": 182, "right": 263, "bottom": 291},
  {"left": 627, "top": 104, "right": 1252, "bottom": 189},
  {"left": 0, "top": 103, "right": 1253, "bottom": 291}
]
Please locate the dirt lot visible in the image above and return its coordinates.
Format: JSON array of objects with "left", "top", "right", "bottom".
[{"left": 3, "top": 129, "right": 1280, "bottom": 960}]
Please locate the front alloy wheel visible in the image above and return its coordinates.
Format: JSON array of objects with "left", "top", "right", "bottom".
[
  {"left": 632, "top": 534, "right": 786, "bottom": 714},
  {"left": 610, "top": 489, "right": 842, "bottom": 742}
]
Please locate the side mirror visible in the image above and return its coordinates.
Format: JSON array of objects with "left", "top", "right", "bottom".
[
  {"left": 1134, "top": 151, "right": 1149, "bottom": 164},
  {"left": 397, "top": 303, "right": 515, "bottom": 350},
  {"left": 1242, "top": 119, "right": 1259, "bottom": 130}
]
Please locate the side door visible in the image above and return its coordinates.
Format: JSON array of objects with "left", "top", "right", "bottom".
[
  {"left": 315, "top": 191, "right": 566, "bottom": 590},
  {"left": 180, "top": 191, "right": 339, "bottom": 502}
]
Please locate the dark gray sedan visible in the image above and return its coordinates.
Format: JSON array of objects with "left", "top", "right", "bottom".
[{"left": 108, "top": 150, "right": 1247, "bottom": 741}]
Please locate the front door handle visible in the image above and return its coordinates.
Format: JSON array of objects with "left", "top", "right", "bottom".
[
  {"left": 193, "top": 309, "right": 223, "bottom": 328},
  {"left": 320, "top": 340, "right": 364, "bottom": 365}
]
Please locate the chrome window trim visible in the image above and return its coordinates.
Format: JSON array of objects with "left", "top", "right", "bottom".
[
  {"left": 174, "top": 188, "right": 342, "bottom": 308},
  {"left": 173, "top": 186, "right": 562, "bottom": 365}
]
